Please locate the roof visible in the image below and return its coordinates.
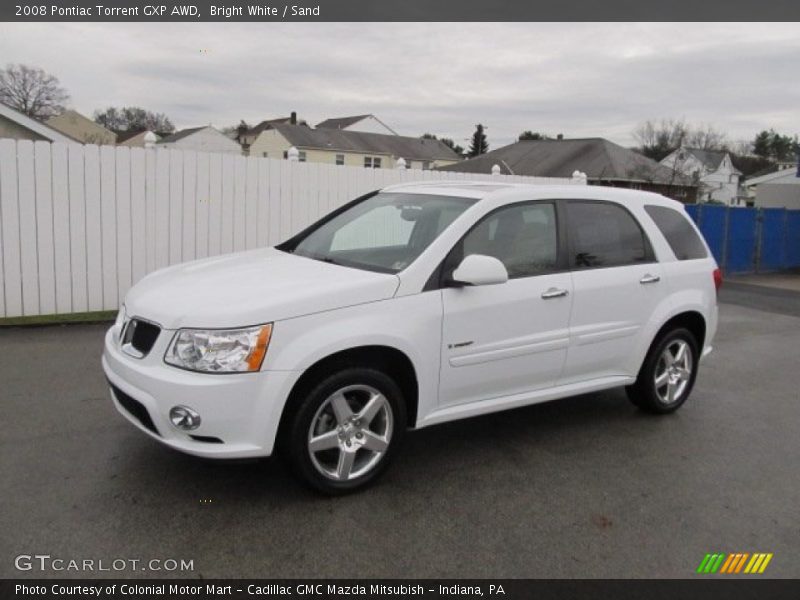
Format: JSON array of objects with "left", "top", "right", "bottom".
[
  {"left": 46, "top": 109, "right": 116, "bottom": 143},
  {"left": 271, "top": 124, "right": 460, "bottom": 161},
  {"left": 0, "top": 102, "right": 76, "bottom": 143},
  {"left": 316, "top": 114, "right": 399, "bottom": 135},
  {"left": 157, "top": 126, "right": 208, "bottom": 144},
  {"left": 316, "top": 115, "right": 371, "bottom": 129},
  {"left": 382, "top": 180, "right": 683, "bottom": 208},
  {"left": 438, "top": 138, "right": 694, "bottom": 186},
  {"left": 745, "top": 167, "right": 799, "bottom": 186},
  {"left": 682, "top": 148, "right": 727, "bottom": 170},
  {"left": 245, "top": 117, "right": 294, "bottom": 137}
]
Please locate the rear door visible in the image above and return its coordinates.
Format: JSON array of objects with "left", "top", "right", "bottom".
[
  {"left": 560, "top": 200, "right": 664, "bottom": 385},
  {"left": 438, "top": 201, "right": 573, "bottom": 407}
]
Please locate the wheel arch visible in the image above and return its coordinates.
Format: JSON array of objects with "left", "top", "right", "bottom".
[{"left": 275, "top": 345, "right": 420, "bottom": 450}]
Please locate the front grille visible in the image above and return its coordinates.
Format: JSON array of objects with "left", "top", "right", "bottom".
[
  {"left": 110, "top": 384, "right": 160, "bottom": 436},
  {"left": 121, "top": 318, "right": 160, "bottom": 357}
]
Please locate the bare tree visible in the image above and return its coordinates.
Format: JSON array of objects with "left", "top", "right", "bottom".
[
  {"left": 0, "top": 63, "right": 70, "bottom": 119},
  {"left": 686, "top": 124, "right": 727, "bottom": 151},
  {"left": 93, "top": 106, "right": 175, "bottom": 134},
  {"left": 632, "top": 119, "right": 689, "bottom": 161}
]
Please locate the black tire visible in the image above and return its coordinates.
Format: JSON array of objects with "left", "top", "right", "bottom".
[
  {"left": 285, "top": 368, "right": 406, "bottom": 494},
  {"left": 626, "top": 327, "right": 699, "bottom": 414}
]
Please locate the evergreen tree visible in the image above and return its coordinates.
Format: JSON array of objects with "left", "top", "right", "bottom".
[{"left": 468, "top": 124, "right": 488, "bottom": 158}]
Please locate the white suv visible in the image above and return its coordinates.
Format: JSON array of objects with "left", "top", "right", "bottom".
[{"left": 103, "top": 182, "right": 719, "bottom": 493}]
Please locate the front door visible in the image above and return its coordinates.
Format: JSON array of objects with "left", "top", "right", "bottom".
[{"left": 438, "top": 201, "right": 573, "bottom": 407}]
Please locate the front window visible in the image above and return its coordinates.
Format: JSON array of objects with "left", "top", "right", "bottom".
[
  {"left": 364, "top": 156, "right": 373, "bottom": 168},
  {"left": 336, "top": 154, "right": 345, "bottom": 165},
  {"left": 280, "top": 193, "right": 476, "bottom": 273}
]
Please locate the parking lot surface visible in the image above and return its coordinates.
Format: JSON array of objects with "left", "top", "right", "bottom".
[{"left": 1, "top": 287, "right": 799, "bottom": 578}]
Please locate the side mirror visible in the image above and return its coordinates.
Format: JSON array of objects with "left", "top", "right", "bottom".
[{"left": 450, "top": 254, "right": 509, "bottom": 286}]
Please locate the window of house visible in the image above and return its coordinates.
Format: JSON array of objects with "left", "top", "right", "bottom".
[
  {"left": 336, "top": 154, "right": 345, "bottom": 166},
  {"left": 566, "top": 201, "right": 652, "bottom": 268},
  {"left": 644, "top": 205, "right": 708, "bottom": 260},
  {"left": 364, "top": 157, "right": 373, "bottom": 168},
  {"left": 298, "top": 151, "right": 307, "bottom": 162},
  {"left": 283, "top": 151, "right": 288, "bottom": 159},
  {"left": 422, "top": 161, "right": 431, "bottom": 170},
  {"left": 405, "top": 159, "right": 413, "bottom": 169},
  {"left": 455, "top": 203, "right": 558, "bottom": 279},
  {"left": 262, "top": 152, "right": 268, "bottom": 158},
  {"left": 373, "top": 157, "right": 382, "bottom": 169}
]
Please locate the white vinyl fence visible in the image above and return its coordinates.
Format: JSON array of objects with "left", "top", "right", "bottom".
[{"left": 0, "top": 140, "right": 576, "bottom": 318}]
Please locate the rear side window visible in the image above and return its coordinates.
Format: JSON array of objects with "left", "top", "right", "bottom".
[
  {"left": 644, "top": 205, "right": 708, "bottom": 260},
  {"left": 566, "top": 201, "right": 652, "bottom": 268}
]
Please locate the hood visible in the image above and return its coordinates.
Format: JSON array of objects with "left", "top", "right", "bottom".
[{"left": 124, "top": 248, "right": 400, "bottom": 329}]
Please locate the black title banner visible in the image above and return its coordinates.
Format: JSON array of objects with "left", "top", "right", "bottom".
[
  {"left": 3, "top": 0, "right": 800, "bottom": 22},
  {"left": 3, "top": 580, "right": 800, "bottom": 600}
]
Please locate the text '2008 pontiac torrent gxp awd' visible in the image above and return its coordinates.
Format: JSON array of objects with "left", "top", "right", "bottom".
[{"left": 103, "top": 182, "right": 719, "bottom": 493}]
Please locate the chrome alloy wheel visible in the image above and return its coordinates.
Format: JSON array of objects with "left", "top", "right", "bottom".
[
  {"left": 307, "top": 384, "right": 394, "bottom": 482},
  {"left": 654, "top": 339, "right": 693, "bottom": 404}
]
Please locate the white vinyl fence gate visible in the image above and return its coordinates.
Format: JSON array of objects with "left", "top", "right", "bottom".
[{"left": 0, "top": 140, "right": 577, "bottom": 318}]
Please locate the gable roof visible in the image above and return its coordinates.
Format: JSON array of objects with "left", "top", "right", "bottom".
[
  {"left": 744, "top": 167, "right": 799, "bottom": 186},
  {"left": 0, "top": 102, "right": 76, "bottom": 142},
  {"left": 438, "top": 138, "right": 693, "bottom": 186},
  {"left": 156, "top": 126, "right": 208, "bottom": 144},
  {"left": 271, "top": 124, "right": 460, "bottom": 161},
  {"left": 245, "top": 117, "right": 294, "bottom": 137},
  {"left": 682, "top": 148, "right": 728, "bottom": 170},
  {"left": 46, "top": 109, "right": 116, "bottom": 143},
  {"left": 316, "top": 115, "right": 371, "bottom": 129},
  {"left": 316, "top": 114, "right": 399, "bottom": 135}
]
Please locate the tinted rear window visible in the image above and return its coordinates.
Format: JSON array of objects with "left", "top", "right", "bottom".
[
  {"left": 566, "top": 201, "right": 652, "bottom": 268},
  {"left": 644, "top": 205, "right": 708, "bottom": 260}
]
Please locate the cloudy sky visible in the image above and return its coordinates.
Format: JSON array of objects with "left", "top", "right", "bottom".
[{"left": 1, "top": 22, "right": 798, "bottom": 148}]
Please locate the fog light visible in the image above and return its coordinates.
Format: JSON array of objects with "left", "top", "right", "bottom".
[{"left": 169, "top": 406, "right": 201, "bottom": 431}]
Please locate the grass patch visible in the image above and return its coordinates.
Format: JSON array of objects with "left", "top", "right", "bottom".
[{"left": 0, "top": 310, "right": 116, "bottom": 327}]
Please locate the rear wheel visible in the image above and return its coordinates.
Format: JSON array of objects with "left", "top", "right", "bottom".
[
  {"left": 286, "top": 368, "right": 406, "bottom": 494},
  {"left": 626, "top": 328, "right": 698, "bottom": 414}
]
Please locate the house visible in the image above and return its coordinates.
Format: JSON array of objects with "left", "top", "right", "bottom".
[
  {"left": 248, "top": 123, "right": 460, "bottom": 169},
  {"left": 660, "top": 148, "right": 741, "bottom": 205},
  {"left": 746, "top": 162, "right": 800, "bottom": 208},
  {"left": 0, "top": 101, "right": 75, "bottom": 143},
  {"left": 238, "top": 114, "right": 297, "bottom": 150},
  {"left": 438, "top": 137, "right": 697, "bottom": 202},
  {"left": 46, "top": 109, "right": 116, "bottom": 145},
  {"left": 742, "top": 162, "right": 799, "bottom": 202},
  {"left": 117, "top": 130, "right": 160, "bottom": 147},
  {"left": 316, "top": 114, "right": 398, "bottom": 136},
  {"left": 157, "top": 126, "right": 242, "bottom": 154}
]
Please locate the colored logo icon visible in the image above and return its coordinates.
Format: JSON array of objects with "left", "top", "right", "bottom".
[{"left": 697, "top": 553, "right": 773, "bottom": 574}]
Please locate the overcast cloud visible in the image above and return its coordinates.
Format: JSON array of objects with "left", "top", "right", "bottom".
[{"left": 1, "top": 22, "right": 798, "bottom": 148}]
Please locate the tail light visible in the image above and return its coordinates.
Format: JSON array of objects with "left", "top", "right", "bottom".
[{"left": 713, "top": 268, "right": 723, "bottom": 294}]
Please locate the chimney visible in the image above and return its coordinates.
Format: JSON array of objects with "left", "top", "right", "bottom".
[
  {"left": 557, "top": 133, "right": 564, "bottom": 140},
  {"left": 290, "top": 111, "right": 297, "bottom": 125}
]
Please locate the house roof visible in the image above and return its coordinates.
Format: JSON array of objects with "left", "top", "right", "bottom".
[
  {"left": 438, "top": 138, "right": 693, "bottom": 186},
  {"left": 0, "top": 101, "right": 76, "bottom": 143},
  {"left": 271, "top": 124, "right": 460, "bottom": 161},
  {"left": 316, "top": 115, "right": 371, "bottom": 129},
  {"left": 316, "top": 114, "right": 399, "bottom": 135},
  {"left": 157, "top": 126, "right": 208, "bottom": 144},
  {"left": 682, "top": 148, "right": 728, "bottom": 170},
  {"left": 245, "top": 117, "right": 294, "bottom": 137},
  {"left": 744, "top": 167, "right": 799, "bottom": 186},
  {"left": 46, "top": 109, "right": 116, "bottom": 142}
]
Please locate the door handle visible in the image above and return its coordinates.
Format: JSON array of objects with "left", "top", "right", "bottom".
[
  {"left": 541, "top": 287, "right": 569, "bottom": 299},
  {"left": 639, "top": 274, "right": 661, "bottom": 284}
]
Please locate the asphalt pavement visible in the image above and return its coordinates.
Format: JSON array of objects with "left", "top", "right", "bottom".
[{"left": 1, "top": 286, "right": 798, "bottom": 578}]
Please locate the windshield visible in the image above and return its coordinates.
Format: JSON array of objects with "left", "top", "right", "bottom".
[{"left": 282, "top": 192, "right": 476, "bottom": 273}]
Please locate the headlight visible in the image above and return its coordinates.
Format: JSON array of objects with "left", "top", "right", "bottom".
[{"left": 165, "top": 324, "right": 273, "bottom": 373}]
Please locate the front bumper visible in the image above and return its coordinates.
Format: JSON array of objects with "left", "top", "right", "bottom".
[{"left": 102, "top": 326, "right": 299, "bottom": 459}]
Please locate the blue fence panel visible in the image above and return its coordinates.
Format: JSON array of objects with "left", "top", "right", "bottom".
[
  {"left": 786, "top": 210, "right": 800, "bottom": 268},
  {"left": 696, "top": 205, "right": 727, "bottom": 267},
  {"left": 684, "top": 204, "right": 700, "bottom": 223},
  {"left": 725, "top": 208, "right": 758, "bottom": 274},
  {"left": 758, "top": 209, "right": 787, "bottom": 272}
]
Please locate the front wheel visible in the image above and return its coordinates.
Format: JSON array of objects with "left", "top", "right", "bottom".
[
  {"left": 626, "top": 328, "right": 699, "bottom": 414},
  {"left": 286, "top": 368, "right": 406, "bottom": 494}
]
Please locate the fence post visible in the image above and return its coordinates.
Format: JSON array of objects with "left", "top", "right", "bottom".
[
  {"left": 754, "top": 208, "right": 763, "bottom": 273},
  {"left": 721, "top": 206, "right": 730, "bottom": 273},
  {"left": 491, "top": 164, "right": 501, "bottom": 176}
]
